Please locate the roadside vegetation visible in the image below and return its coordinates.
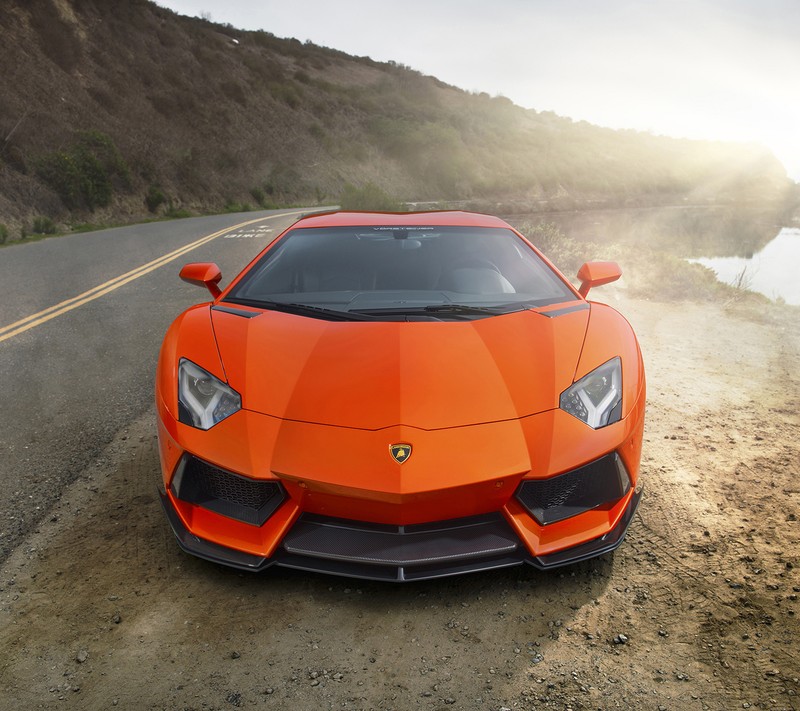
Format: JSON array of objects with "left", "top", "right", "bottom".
[
  {"left": 511, "top": 218, "right": 768, "bottom": 304},
  {"left": 1, "top": 0, "right": 796, "bottom": 242},
  {"left": 35, "top": 131, "right": 131, "bottom": 211},
  {"left": 339, "top": 182, "right": 405, "bottom": 211}
]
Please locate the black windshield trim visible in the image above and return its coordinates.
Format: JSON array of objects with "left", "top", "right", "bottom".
[
  {"left": 352, "top": 295, "right": 571, "bottom": 318},
  {"left": 223, "top": 297, "right": 377, "bottom": 322},
  {"left": 538, "top": 303, "right": 590, "bottom": 318},
  {"left": 352, "top": 304, "right": 516, "bottom": 318},
  {"left": 211, "top": 305, "right": 262, "bottom": 319}
]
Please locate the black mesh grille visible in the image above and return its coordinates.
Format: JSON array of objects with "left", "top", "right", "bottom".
[
  {"left": 515, "top": 452, "right": 629, "bottom": 525},
  {"left": 172, "top": 455, "right": 285, "bottom": 526},
  {"left": 530, "top": 471, "right": 581, "bottom": 508},
  {"left": 198, "top": 462, "right": 276, "bottom": 510}
]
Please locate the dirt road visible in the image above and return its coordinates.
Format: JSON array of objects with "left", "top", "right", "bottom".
[{"left": 1, "top": 293, "right": 798, "bottom": 710}]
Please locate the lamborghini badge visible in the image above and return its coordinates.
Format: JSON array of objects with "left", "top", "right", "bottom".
[{"left": 390, "top": 443, "right": 412, "bottom": 463}]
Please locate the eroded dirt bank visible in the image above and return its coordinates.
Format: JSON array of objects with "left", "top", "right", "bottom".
[{"left": 1, "top": 295, "right": 798, "bottom": 710}]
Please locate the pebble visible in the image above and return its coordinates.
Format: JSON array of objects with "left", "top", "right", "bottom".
[
  {"left": 76, "top": 650, "right": 88, "bottom": 663},
  {"left": 613, "top": 634, "right": 628, "bottom": 645}
]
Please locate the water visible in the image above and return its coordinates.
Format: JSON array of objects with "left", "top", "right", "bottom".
[{"left": 688, "top": 228, "right": 800, "bottom": 305}]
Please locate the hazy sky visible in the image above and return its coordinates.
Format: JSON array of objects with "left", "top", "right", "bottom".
[{"left": 155, "top": 0, "right": 800, "bottom": 179}]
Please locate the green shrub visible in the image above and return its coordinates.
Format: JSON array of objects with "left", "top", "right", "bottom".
[
  {"left": 224, "top": 201, "right": 252, "bottom": 213},
  {"left": 262, "top": 164, "right": 309, "bottom": 203},
  {"left": 145, "top": 185, "right": 166, "bottom": 213},
  {"left": 268, "top": 82, "right": 302, "bottom": 108},
  {"left": 165, "top": 206, "right": 191, "bottom": 219},
  {"left": 0, "top": 224, "right": 8, "bottom": 244},
  {"left": 37, "top": 131, "right": 131, "bottom": 211},
  {"left": 249, "top": 186, "right": 266, "bottom": 207},
  {"left": 339, "top": 183, "right": 404, "bottom": 212},
  {"left": 32, "top": 216, "right": 57, "bottom": 234}
]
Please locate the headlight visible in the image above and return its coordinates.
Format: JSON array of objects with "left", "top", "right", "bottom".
[
  {"left": 178, "top": 358, "right": 241, "bottom": 430},
  {"left": 560, "top": 357, "right": 622, "bottom": 428}
]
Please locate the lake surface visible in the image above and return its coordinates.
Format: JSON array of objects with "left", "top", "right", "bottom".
[{"left": 689, "top": 228, "right": 800, "bottom": 305}]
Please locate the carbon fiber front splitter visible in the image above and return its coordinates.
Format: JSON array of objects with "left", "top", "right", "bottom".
[{"left": 160, "top": 488, "right": 642, "bottom": 581}]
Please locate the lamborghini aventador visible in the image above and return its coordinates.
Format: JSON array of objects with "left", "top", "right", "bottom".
[{"left": 156, "top": 210, "right": 645, "bottom": 581}]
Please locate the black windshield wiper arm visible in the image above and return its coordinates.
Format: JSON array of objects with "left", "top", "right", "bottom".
[
  {"left": 421, "top": 304, "right": 503, "bottom": 315},
  {"left": 224, "top": 298, "right": 374, "bottom": 321},
  {"left": 351, "top": 304, "right": 514, "bottom": 319}
]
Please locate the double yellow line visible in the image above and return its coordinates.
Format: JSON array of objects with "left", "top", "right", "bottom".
[{"left": 0, "top": 211, "right": 305, "bottom": 345}]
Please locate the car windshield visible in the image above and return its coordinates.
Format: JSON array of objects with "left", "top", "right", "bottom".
[{"left": 225, "top": 225, "right": 576, "bottom": 320}]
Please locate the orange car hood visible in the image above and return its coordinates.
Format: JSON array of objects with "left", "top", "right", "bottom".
[{"left": 212, "top": 307, "right": 589, "bottom": 430}]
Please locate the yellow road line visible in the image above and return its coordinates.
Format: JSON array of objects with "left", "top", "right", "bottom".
[{"left": 0, "top": 211, "right": 305, "bottom": 344}]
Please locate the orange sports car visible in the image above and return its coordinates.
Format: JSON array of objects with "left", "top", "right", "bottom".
[{"left": 156, "top": 211, "right": 645, "bottom": 581}]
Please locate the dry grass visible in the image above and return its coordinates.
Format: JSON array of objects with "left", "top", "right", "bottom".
[
  {"left": 0, "top": 0, "right": 796, "bottom": 238},
  {"left": 512, "top": 218, "right": 767, "bottom": 304}
]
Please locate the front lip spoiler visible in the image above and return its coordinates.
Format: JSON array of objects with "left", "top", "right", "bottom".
[
  {"left": 159, "top": 487, "right": 643, "bottom": 580},
  {"left": 159, "top": 491, "right": 275, "bottom": 572},
  {"left": 529, "top": 487, "right": 642, "bottom": 570}
]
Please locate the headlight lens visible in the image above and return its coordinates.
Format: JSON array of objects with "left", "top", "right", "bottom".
[
  {"left": 560, "top": 357, "right": 622, "bottom": 428},
  {"left": 178, "top": 358, "right": 241, "bottom": 430}
]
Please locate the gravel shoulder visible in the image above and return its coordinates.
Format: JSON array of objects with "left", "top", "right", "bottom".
[{"left": 1, "top": 294, "right": 798, "bottom": 710}]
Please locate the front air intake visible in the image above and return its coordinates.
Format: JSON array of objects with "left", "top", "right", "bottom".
[
  {"left": 171, "top": 454, "right": 285, "bottom": 526},
  {"left": 515, "top": 452, "right": 630, "bottom": 525}
]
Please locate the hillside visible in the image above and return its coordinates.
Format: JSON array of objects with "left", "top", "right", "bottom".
[{"left": 0, "top": 0, "right": 795, "bottom": 239}]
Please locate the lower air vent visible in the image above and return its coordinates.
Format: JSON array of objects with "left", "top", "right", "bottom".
[
  {"left": 171, "top": 454, "right": 285, "bottom": 526},
  {"left": 515, "top": 452, "right": 630, "bottom": 525}
]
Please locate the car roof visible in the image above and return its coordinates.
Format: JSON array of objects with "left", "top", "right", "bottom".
[{"left": 292, "top": 210, "right": 513, "bottom": 230}]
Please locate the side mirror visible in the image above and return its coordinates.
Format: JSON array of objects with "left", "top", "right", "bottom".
[
  {"left": 576, "top": 261, "right": 622, "bottom": 298},
  {"left": 179, "top": 262, "right": 223, "bottom": 298}
]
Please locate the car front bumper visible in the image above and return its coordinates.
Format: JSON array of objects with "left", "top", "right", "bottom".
[
  {"left": 160, "top": 485, "right": 641, "bottom": 582},
  {"left": 156, "top": 383, "right": 645, "bottom": 581}
]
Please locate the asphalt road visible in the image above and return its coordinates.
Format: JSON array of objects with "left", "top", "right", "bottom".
[{"left": 0, "top": 208, "right": 317, "bottom": 563}]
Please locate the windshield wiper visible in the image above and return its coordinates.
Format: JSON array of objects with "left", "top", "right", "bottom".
[
  {"left": 224, "top": 297, "right": 375, "bottom": 321},
  {"left": 422, "top": 304, "right": 507, "bottom": 315},
  {"left": 351, "top": 304, "right": 520, "bottom": 318}
]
